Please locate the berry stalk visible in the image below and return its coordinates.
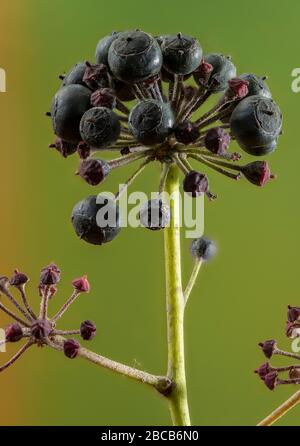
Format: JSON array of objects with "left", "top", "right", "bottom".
[
  {"left": 257, "top": 389, "right": 300, "bottom": 426},
  {"left": 164, "top": 164, "right": 191, "bottom": 426}
]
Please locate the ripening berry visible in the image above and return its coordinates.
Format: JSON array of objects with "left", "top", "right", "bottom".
[
  {"left": 108, "top": 30, "right": 162, "bottom": 83},
  {"left": 139, "top": 199, "right": 170, "bottom": 230},
  {"left": 71, "top": 195, "right": 121, "bottom": 245},
  {"left": 230, "top": 96, "right": 282, "bottom": 155},
  {"left": 191, "top": 237, "right": 217, "bottom": 261},
  {"left": 95, "top": 31, "right": 121, "bottom": 66},
  {"left": 80, "top": 320, "right": 97, "bottom": 340},
  {"left": 161, "top": 33, "right": 202, "bottom": 75},
  {"left": 63, "top": 339, "right": 80, "bottom": 359},
  {"left": 78, "top": 159, "right": 110, "bottom": 186},
  {"left": 195, "top": 53, "right": 236, "bottom": 92},
  {"left": 61, "top": 62, "right": 87, "bottom": 87},
  {"left": 5, "top": 323, "right": 23, "bottom": 342},
  {"left": 183, "top": 170, "right": 209, "bottom": 197},
  {"left": 129, "top": 99, "right": 174, "bottom": 145},
  {"left": 51, "top": 84, "right": 91, "bottom": 143},
  {"left": 79, "top": 107, "right": 121, "bottom": 149}
]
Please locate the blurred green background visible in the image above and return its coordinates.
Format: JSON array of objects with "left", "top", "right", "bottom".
[{"left": 0, "top": 0, "right": 299, "bottom": 426}]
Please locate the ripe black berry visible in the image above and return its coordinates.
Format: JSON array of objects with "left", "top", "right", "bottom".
[
  {"left": 78, "top": 159, "right": 110, "bottom": 186},
  {"left": 5, "top": 323, "right": 23, "bottom": 342},
  {"left": 80, "top": 320, "right": 97, "bottom": 340},
  {"left": 174, "top": 122, "right": 200, "bottom": 144},
  {"left": 64, "top": 339, "right": 80, "bottom": 359},
  {"left": 183, "top": 171, "right": 209, "bottom": 197},
  {"left": 61, "top": 62, "right": 87, "bottom": 87},
  {"left": 108, "top": 30, "right": 162, "bottom": 83},
  {"left": 71, "top": 195, "right": 121, "bottom": 245},
  {"left": 190, "top": 236, "right": 217, "bottom": 261},
  {"left": 139, "top": 199, "right": 170, "bottom": 230},
  {"left": 95, "top": 31, "right": 121, "bottom": 66},
  {"left": 161, "top": 33, "right": 202, "bottom": 75},
  {"left": 195, "top": 53, "right": 236, "bottom": 92},
  {"left": 129, "top": 99, "right": 174, "bottom": 145},
  {"left": 51, "top": 84, "right": 91, "bottom": 143},
  {"left": 230, "top": 95, "right": 282, "bottom": 155},
  {"left": 79, "top": 107, "right": 121, "bottom": 149}
]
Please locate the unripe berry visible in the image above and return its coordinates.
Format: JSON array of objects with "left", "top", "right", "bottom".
[
  {"left": 204, "top": 127, "right": 230, "bottom": 155},
  {"left": 230, "top": 96, "right": 282, "bottom": 155},
  {"left": 129, "top": 99, "right": 174, "bottom": 145},
  {"left": 91, "top": 88, "right": 116, "bottom": 109},
  {"left": 72, "top": 275, "right": 90, "bottom": 293},
  {"left": 191, "top": 237, "right": 217, "bottom": 261},
  {"left": 108, "top": 30, "right": 162, "bottom": 83},
  {"left": 51, "top": 85, "right": 91, "bottom": 143},
  {"left": 78, "top": 159, "right": 110, "bottom": 186},
  {"left": 174, "top": 122, "right": 200, "bottom": 144},
  {"left": 5, "top": 323, "right": 23, "bottom": 342},
  {"left": 183, "top": 171, "right": 209, "bottom": 197},
  {"left": 80, "top": 107, "right": 121, "bottom": 149},
  {"left": 161, "top": 33, "right": 202, "bottom": 75},
  {"left": 139, "top": 199, "right": 170, "bottom": 230},
  {"left": 195, "top": 53, "right": 236, "bottom": 92},
  {"left": 95, "top": 31, "right": 121, "bottom": 66},
  {"left": 64, "top": 339, "right": 80, "bottom": 359},
  {"left": 71, "top": 195, "right": 121, "bottom": 245},
  {"left": 61, "top": 62, "right": 87, "bottom": 87},
  {"left": 80, "top": 320, "right": 97, "bottom": 340}
]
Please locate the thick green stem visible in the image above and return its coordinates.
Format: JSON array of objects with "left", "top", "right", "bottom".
[{"left": 164, "top": 164, "right": 191, "bottom": 426}]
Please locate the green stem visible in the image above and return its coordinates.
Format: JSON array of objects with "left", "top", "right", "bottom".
[{"left": 164, "top": 164, "right": 191, "bottom": 426}]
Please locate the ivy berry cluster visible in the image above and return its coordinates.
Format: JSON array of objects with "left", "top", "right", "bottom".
[{"left": 47, "top": 29, "right": 282, "bottom": 247}]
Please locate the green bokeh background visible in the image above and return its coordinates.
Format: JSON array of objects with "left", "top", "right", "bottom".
[{"left": 0, "top": 0, "right": 299, "bottom": 426}]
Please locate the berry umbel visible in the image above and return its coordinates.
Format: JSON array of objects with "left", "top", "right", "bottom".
[
  {"left": 0, "top": 264, "right": 96, "bottom": 373},
  {"left": 48, "top": 29, "right": 282, "bottom": 244}
]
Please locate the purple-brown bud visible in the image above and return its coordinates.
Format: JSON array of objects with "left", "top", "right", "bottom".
[
  {"left": 91, "top": 88, "right": 116, "bottom": 109},
  {"left": 77, "top": 141, "right": 91, "bottom": 160},
  {"left": 242, "top": 161, "right": 273, "bottom": 187},
  {"left": 183, "top": 171, "right": 209, "bottom": 197},
  {"left": 174, "top": 122, "right": 200, "bottom": 145},
  {"left": 78, "top": 159, "right": 110, "bottom": 186},
  {"left": 72, "top": 275, "right": 90, "bottom": 293},
  {"left": 204, "top": 127, "right": 231, "bottom": 155},
  {"left": 259, "top": 339, "right": 277, "bottom": 359},
  {"left": 286, "top": 321, "right": 300, "bottom": 339},
  {"left": 255, "top": 362, "right": 272, "bottom": 379},
  {"left": 83, "top": 62, "right": 109, "bottom": 90},
  {"left": 263, "top": 371, "right": 278, "bottom": 390},
  {"left": 80, "top": 320, "right": 97, "bottom": 340},
  {"left": 227, "top": 78, "right": 249, "bottom": 99},
  {"left": 49, "top": 138, "right": 77, "bottom": 158},
  {"left": 10, "top": 270, "right": 29, "bottom": 287},
  {"left": 63, "top": 339, "right": 80, "bottom": 359},
  {"left": 288, "top": 306, "right": 300, "bottom": 323},
  {"left": 31, "top": 319, "right": 53, "bottom": 340},
  {"left": 5, "top": 323, "right": 23, "bottom": 342},
  {"left": 40, "top": 263, "right": 61, "bottom": 286},
  {"left": 193, "top": 59, "right": 213, "bottom": 86}
]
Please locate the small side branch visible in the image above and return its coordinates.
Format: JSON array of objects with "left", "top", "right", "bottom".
[{"left": 257, "top": 389, "right": 300, "bottom": 426}]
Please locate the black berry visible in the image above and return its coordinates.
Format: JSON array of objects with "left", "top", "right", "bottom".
[
  {"left": 51, "top": 84, "right": 91, "bottom": 143},
  {"left": 191, "top": 236, "right": 217, "bottom": 261},
  {"left": 61, "top": 62, "right": 87, "bottom": 87},
  {"left": 195, "top": 53, "right": 236, "bottom": 92},
  {"left": 139, "top": 199, "right": 170, "bottom": 230},
  {"left": 108, "top": 30, "right": 162, "bottom": 83},
  {"left": 239, "top": 73, "right": 272, "bottom": 99},
  {"left": 129, "top": 99, "right": 174, "bottom": 145},
  {"left": 71, "top": 195, "right": 121, "bottom": 245},
  {"left": 80, "top": 107, "right": 121, "bottom": 149},
  {"left": 161, "top": 33, "right": 202, "bottom": 75},
  {"left": 95, "top": 31, "right": 121, "bottom": 66},
  {"left": 230, "top": 95, "right": 282, "bottom": 155}
]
